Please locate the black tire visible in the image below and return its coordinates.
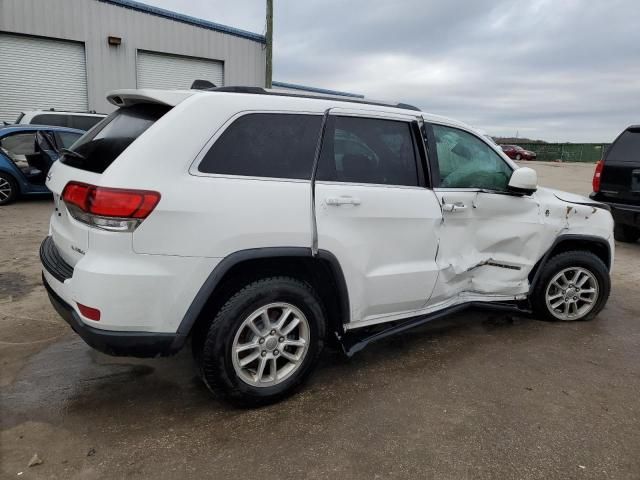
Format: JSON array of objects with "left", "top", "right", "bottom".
[
  {"left": 531, "top": 250, "right": 610, "bottom": 322},
  {"left": 0, "top": 172, "right": 18, "bottom": 205},
  {"left": 515, "top": 154, "right": 522, "bottom": 160},
  {"left": 197, "top": 276, "right": 326, "bottom": 407},
  {"left": 613, "top": 223, "right": 640, "bottom": 243}
]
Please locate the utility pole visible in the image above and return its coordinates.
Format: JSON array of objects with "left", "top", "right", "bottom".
[{"left": 265, "top": 0, "right": 273, "bottom": 88}]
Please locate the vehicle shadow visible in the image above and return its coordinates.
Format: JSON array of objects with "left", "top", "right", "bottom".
[{"left": 1, "top": 306, "right": 604, "bottom": 431}]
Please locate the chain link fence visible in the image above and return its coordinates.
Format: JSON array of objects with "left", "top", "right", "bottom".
[{"left": 514, "top": 143, "right": 610, "bottom": 163}]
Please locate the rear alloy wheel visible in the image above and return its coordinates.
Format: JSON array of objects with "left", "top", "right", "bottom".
[
  {"left": 516, "top": 154, "right": 522, "bottom": 160},
  {"left": 532, "top": 250, "right": 610, "bottom": 322},
  {"left": 613, "top": 223, "right": 640, "bottom": 243},
  {"left": 231, "top": 302, "right": 310, "bottom": 387},
  {"left": 0, "top": 172, "right": 18, "bottom": 205},
  {"left": 198, "top": 277, "right": 326, "bottom": 407}
]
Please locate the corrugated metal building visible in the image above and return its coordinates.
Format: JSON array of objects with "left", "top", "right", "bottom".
[{"left": 0, "top": 0, "right": 266, "bottom": 122}]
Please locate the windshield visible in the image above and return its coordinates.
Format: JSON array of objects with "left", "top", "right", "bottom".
[{"left": 61, "top": 104, "right": 170, "bottom": 173}]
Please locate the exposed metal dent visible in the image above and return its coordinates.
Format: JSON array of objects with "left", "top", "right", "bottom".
[{"left": 465, "top": 258, "right": 522, "bottom": 272}]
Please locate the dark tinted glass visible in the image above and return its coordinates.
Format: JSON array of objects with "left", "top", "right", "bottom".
[
  {"left": 316, "top": 116, "right": 419, "bottom": 186},
  {"left": 606, "top": 129, "right": 640, "bottom": 163},
  {"left": 56, "top": 131, "right": 82, "bottom": 149},
  {"left": 60, "top": 104, "right": 170, "bottom": 173},
  {"left": 199, "top": 113, "right": 322, "bottom": 179},
  {"left": 70, "top": 115, "right": 104, "bottom": 131},
  {"left": 31, "top": 114, "right": 69, "bottom": 127}
]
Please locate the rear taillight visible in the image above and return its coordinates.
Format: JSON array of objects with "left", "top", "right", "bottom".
[
  {"left": 592, "top": 160, "right": 604, "bottom": 192},
  {"left": 61, "top": 182, "right": 160, "bottom": 232}
]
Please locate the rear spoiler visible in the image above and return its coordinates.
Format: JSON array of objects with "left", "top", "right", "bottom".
[{"left": 106, "top": 89, "right": 195, "bottom": 108}]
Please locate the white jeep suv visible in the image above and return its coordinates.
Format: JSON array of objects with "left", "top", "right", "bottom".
[{"left": 40, "top": 87, "right": 614, "bottom": 406}]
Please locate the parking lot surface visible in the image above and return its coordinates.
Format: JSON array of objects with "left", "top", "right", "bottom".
[{"left": 1, "top": 161, "right": 639, "bottom": 479}]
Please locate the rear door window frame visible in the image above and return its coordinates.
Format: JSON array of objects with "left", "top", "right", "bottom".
[{"left": 315, "top": 112, "right": 429, "bottom": 189}]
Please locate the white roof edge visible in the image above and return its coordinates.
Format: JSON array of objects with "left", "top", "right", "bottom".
[
  {"left": 106, "top": 89, "right": 195, "bottom": 107},
  {"left": 105, "top": 88, "right": 475, "bottom": 133}
]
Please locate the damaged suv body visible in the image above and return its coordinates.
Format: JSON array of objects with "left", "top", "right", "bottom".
[{"left": 40, "top": 88, "right": 614, "bottom": 405}]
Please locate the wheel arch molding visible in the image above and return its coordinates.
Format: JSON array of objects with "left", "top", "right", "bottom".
[
  {"left": 528, "top": 234, "right": 612, "bottom": 294},
  {"left": 171, "top": 247, "right": 350, "bottom": 351}
]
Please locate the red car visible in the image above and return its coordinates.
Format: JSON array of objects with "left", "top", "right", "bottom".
[{"left": 501, "top": 144, "right": 537, "bottom": 160}]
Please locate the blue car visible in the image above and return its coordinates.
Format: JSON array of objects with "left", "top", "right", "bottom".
[{"left": 0, "top": 124, "right": 84, "bottom": 205}]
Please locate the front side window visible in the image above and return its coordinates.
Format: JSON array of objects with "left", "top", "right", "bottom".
[
  {"left": 0, "top": 131, "right": 52, "bottom": 174},
  {"left": 0, "top": 132, "right": 37, "bottom": 161},
  {"left": 432, "top": 124, "right": 512, "bottom": 190},
  {"left": 317, "top": 116, "right": 419, "bottom": 187},
  {"left": 198, "top": 113, "right": 322, "bottom": 180}
]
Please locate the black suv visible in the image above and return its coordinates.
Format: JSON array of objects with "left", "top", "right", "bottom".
[{"left": 591, "top": 125, "right": 640, "bottom": 243}]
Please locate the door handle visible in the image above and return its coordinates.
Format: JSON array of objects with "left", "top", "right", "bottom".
[
  {"left": 326, "top": 196, "right": 361, "bottom": 206},
  {"left": 442, "top": 202, "right": 467, "bottom": 212}
]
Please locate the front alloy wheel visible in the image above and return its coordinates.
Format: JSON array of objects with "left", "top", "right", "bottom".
[
  {"left": 532, "top": 250, "right": 610, "bottom": 322},
  {"left": 0, "top": 173, "right": 17, "bottom": 205},
  {"left": 544, "top": 267, "right": 599, "bottom": 320}
]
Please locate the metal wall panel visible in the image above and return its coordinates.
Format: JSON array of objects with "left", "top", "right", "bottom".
[
  {"left": 0, "top": 0, "right": 265, "bottom": 114},
  {"left": 136, "top": 50, "right": 224, "bottom": 90},
  {"left": 0, "top": 33, "right": 88, "bottom": 123}
]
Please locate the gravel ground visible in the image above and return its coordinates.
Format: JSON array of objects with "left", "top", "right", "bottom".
[{"left": 1, "top": 161, "right": 639, "bottom": 479}]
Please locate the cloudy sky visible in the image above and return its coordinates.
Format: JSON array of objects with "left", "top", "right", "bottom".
[{"left": 147, "top": 0, "right": 639, "bottom": 142}]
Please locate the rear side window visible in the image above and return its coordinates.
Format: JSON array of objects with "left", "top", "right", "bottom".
[
  {"left": 31, "top": 114, "right": 69, "bottom": 127},
  {"left": 198, "top": 113, "right": 322, "bottom": 180},
  {"left": 61, "top": 104, "right": 170, "bottom": 173},
  {"left": 316, "top": 116, "right": 420, "bottom": 187},
  {"left": 606, "top": 129, "right": 640, "bottom": 163},
  {"left": 70, "top": 115, "right": 104, "bottom": 131}
]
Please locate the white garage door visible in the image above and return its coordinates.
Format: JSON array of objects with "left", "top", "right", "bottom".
[
  {"left": 0, "top": 33, "right": 88, "bottom": 124},
  {"left": 136, "top": 50, "right": 224, "bottom": 90}
]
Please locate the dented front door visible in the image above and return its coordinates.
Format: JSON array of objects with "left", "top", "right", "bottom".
[
  {"left": 426, "top": 122, "right": 545, "bottom": 304},
  {"left": 428, "top": 189, "right": 543, "bottom": 304}
]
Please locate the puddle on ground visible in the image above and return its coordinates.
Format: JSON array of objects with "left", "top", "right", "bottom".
[
  {"left": 0, "top": 336, "right": 212, "bottom": 429},
  {"left": 0, "top": 271, "right": 38, "bottom": 302}
]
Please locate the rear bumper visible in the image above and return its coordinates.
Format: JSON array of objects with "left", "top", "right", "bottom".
[
  {"left": 43, "top": 273, "right": 180, "bottom": 357},
  {"left": 589, "top": 194, "right": 640, "bottom": 228}
]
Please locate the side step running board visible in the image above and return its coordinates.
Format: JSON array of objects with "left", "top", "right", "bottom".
[{"left": 339, "top": 301, "right": 528, "bottom": 357}]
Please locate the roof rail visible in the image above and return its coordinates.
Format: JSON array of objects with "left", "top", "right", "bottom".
[
  {"left": 206, "top": 86, "right": 421, "bottom": 112},
  {"left": 271, "top": 81, "right": 364, "bottom": 99}
]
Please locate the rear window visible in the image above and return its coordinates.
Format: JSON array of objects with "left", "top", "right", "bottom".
[
  {"left": 31, "top": 114, "right": 69, "bottom": 127},
  {"left": 56, "top": 131, "right": 83, "bottom": 149},
  {"left": 198, "top": 113, "right": 322, "bottom": 180},
  {"left": 606, "top": 129, "right": 640, "bottom": 163},
  {"left": 61, "top": 104, "right": 170, "bottom": 173},
  {"left": 70, "top": 115, "right": 104, "bottom": 131}
]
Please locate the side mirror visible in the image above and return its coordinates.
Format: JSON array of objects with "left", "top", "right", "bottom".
[{"left": 508, "top": 167, "right": 538, "bottom": 195}]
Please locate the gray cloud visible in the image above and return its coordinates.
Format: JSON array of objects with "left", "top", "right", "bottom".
[{"left": 147, "top": 0, "right": 639, "bottom": 141}]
